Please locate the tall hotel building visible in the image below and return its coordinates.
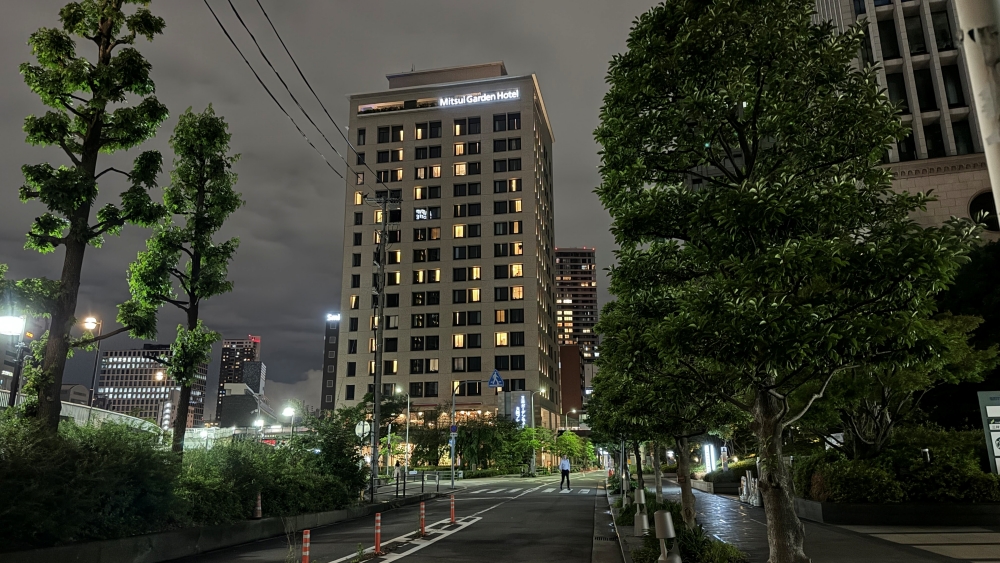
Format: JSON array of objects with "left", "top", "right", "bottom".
[
  {"left": 216, "top": 335, "right": 261, "bottom": 409},
  {"left": 555, "top": 247, "right": 598, "bottom": 362},
  {"left": 815, "top": 0, "right": 998, "bottom": 238},
  {"left": 96, "top": 344, "right": 208, "bottom": 429},
  {"left": 334, "top": 62, "right": 561, "bottom": 429}
]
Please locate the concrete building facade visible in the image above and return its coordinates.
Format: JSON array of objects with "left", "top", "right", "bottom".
[
  {"left": 816, "top": 0, "right": 999, "bottom": 238},
  {"left": 334, "top": 62, "right": 560, "bottom": 429},
  {"left": 217, "top": 336, "right": 261, "bottom": 409},
  {"left": 320, "top": 314, "right": 341, "bottom": 410},
  {"left": 555, "top": 247, "right": 599, "bottom": 363},
  {"left": 96, "top": 344, "right": 208, "bottom": 429}
]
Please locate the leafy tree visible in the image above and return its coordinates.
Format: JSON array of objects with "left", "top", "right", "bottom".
[
  {"left": 121, "top": 107, "right": 241, "bottom": 452},
  {"left": 17, "top": 0, "right": 168, "bottom": 428},
  {"left": 555, "top": 430, "right": 584, "bottom": 462},
  {"left": 594, "top": 1, "right": 976, "bottom": 560},
  {"left": 409, "top": 409, "right": 448, "bottom": 466}
]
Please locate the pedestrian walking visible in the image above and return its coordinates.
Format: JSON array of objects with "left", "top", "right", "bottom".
[
  {"left": 559, "top": 455, "right": 571, "bottom": 490},
  {"left": 393, "top": 460, "right": 402, "bottom": 481}
]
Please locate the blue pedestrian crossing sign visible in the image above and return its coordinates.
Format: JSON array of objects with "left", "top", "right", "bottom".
[{"left": 488, "top": 369, "right": 504, "bottom": 389}]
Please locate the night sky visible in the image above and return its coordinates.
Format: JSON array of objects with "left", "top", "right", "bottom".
[{"left": 0, "top": 0, "right": 654, "bottom": 417}]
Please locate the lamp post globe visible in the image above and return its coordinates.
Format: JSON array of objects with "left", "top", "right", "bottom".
[
  {"left": 0, "top": 315, "right": 25, "bottom": 336},
  {"left": 83, "top": 317, "right": 98, "bottom": 331}
]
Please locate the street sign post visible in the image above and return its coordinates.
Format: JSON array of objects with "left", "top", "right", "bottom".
[
  {"left": 355, "top": 421, "right": 372, "bottom": 439},
  {"left": 487, "top": 369, "right": 504, "bottom": 389}
]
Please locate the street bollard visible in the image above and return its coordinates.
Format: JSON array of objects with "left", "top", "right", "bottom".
[
  {"left": 396, "top": 478, "right": 400, "bottom": 498},
  {"left": 436, "top": 473, "right": 440, "bottom": 493},
  {"left": 634, "top": 489, "right": 649, "bottom": 537},
  {"left": 253, "top": 492, "right": 262, "bottom": 519},
  {"left": 422, "top": 472, "right": 425, "bottom": 494},
  {"left": 450, "top": 494, "right": 456, "bottom": 524},
  {"left": 404, "top": 472, "right": 407, "bottom": 497},
  {"left": 654, "top": 510, "right": 681, "bottom": 563},
  {"left": 301, "top": 529, "right": 310, "bottom": 563},
  {"left": 374, "top": 513, "right": 383, "bottom": 555},
  {"left": 420, "top": 501, "right": 426, "bottom": 536}
]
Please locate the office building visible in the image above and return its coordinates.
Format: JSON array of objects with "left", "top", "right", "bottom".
[
  {"left": 96, "top": 344, "right": 208, "bottom": 429},
  {"left": 334, "top": 62, "right": 560, "bottom": 429},
  {"left": 559, "top": 344, "right": 586, "bottom": 417},
  {"left": 217, "top": 335, "right": 261, "bottom": 409},
  {"left": 555, "top": 247, "right": 598, "bottom": 362},
  {"left": 816, "top": 0, "right": 998, "bottom": 238},
  {"left": 320, "top": 314, "right": 341, "bottom": 410}
]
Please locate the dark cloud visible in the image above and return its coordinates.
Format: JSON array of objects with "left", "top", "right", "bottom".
[{"left": 0, "top": 0, "right": 654, "bottom": 416}]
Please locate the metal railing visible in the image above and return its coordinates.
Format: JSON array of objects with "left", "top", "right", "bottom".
[{"left": 0, "top": 390, "right": 159, "bottom": 432}]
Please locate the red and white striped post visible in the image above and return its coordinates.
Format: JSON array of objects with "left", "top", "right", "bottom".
[
  {"left": 449, "top": 494, "right": 456, "bottom": 524},
  {"left": 420, "top": 501, "right": 426, "bottom": 536},
  {"left": 301, "top": 529, "right": 310, "bottom": 563},
  {"left": 375, "top": 513, "right": 383, "bottom": 555}
]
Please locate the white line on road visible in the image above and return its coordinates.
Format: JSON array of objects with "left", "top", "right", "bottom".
[
  {"left": 559, "top": 489, "right": 571, "bottom": 494},
  {"left": 485, "top": 488, "right": 505, "bottom": 493},
  {"left": 506, "top": 488, "right": 522, "bottom": 493},
  {"left": 543, "top": 488, "right": 556, "bottom": 493},
  {"left": 579, "top": 489, "right": 591, "bottom": 494},
  {"left": 472, "top": 489, "right": 489, "bottom": 493}
]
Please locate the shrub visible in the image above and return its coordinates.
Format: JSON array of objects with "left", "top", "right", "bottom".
[
  {"left": 811, "top": 459, "right": 905, "bottom": 503},
  {"left": 704, "top": 458, "right": 758, "bottom": 483}
]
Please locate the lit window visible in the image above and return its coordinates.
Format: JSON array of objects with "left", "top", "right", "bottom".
[
  {"left": 454, "top": 224, "right": 467, "bottom": 238},
  {"left": 431, "top": 165, "right": 441, "bottom": 178},
  {"left": 369, "top": 339, "right": 377, "bottom": 353},
  {"left": 511, "top": 199, "right": 522, "bottom": 212},
  {"left": 354, "top": 191, "right": 363, "bottom": 205},
  {"left": 356, "top": 172, "right": 364, "bottom": 185},
  {"left": 350, "top": 295, "right": 360, "bottom": 309},
  {"left": 454, "top": 143, "right": 465, "bottom": 156},
  {"left": 511, "top": 264, "right": 524, "bottom": 278},
  {"left": 429, "top": 269, "right": 441, "bottom": 282},
  {"left": 495, "top": 332, "right": 509, "bottom": 346},
  {"left": 509, "top": 179, "right": 521, "bottom": 192},
  {"left": 469, "top": 288, "right": 481, "bottom": 302},
  {"left": 512, "top": 286, "right": 524, "bottom": 300},
  {"left": 470, "top": 266, "right": 481, "bottom": 280},
  {"left": 512, "top": 242, "right": 523, "bottom": 255},
  {"left": 455, "top": 163, "right": 467, "bottom": 176},
  {"left": 428, "top": 358, "right": 439, "bottom": 373},
  {"left": 414, "top": 270, "right": 427, "bottom": 284},
  {"left": 454, "top": 334, "right": 465, "bottom": 348},
  {"left": 495, "top": 310, "right": 507, "bottom": 323},
  {"left": 415, "top": 187, "right": 427, "bottom": 200}
]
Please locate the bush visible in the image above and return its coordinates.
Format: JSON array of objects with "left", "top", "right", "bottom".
[
  {"left": 811, "top": 459, "right": 905, "bottom": 503},
  {"left": 621, "top": 497, "right": 747, "bottom": 563},
  {"left": 704, "top": 458, "right": 757, "bottom": 483}
]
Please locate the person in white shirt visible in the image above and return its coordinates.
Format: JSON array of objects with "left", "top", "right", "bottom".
[{"left": 559, "top": 455, "right": 571, "bottom": 490}]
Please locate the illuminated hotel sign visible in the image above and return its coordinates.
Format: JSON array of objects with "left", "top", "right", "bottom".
[{"left": 439, "top": 89, "right": 519, "bottom": 107}]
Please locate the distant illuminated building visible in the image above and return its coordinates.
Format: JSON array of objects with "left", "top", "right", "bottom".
[
  {"left": 555, "top": 248, "right": 598, "bottom": 362},
  {"left": 217, "top": 335, "right": 261, "bottom": 409}
]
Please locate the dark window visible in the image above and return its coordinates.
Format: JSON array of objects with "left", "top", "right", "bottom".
[
  {"left": 453, "top": 289, "right": 467, "bottom": 304},
  {"left": 348, "top": 340, "right": 358, "bottom": 353},
  {"left": 349, "top": 317, "right": 359, "bottom": 331},
  {"left": 467, "top": 381, "right": 481, "bottom": 396},
  {"left": 428, "top": 291, "right": 440, "bottom": 305},
  {"left": 510, "top": 332, "right": 525, "bottom": 346},
  {"left": 469, "top": 117, "right": 481, "bottom": 134},
  {"left": 493, "top": 114, "right": 507, "bottom": 132},
  {"left": 468, "top": 357, "right": 482, "bottom": 372},
  {"left": 494, "top": 160, "right": 508, "bottom": 173},
  {"left": 913, "top": 69, "right": 938, "bottom": 112},
  {"left": 510, "top": 355, "right": 525, "bottom": 370},
  {"left": 411, "top": 314, "right": 424, "bottom": 328},
  {"left": 351, "top": 274, "right": 361, "bottom": 288},
  {"left": 357, "top": 152, "right": 365, "bottom": 165},
  {"left": 391, "top": 125, "right": 403, "bottom": 142},
  {"left": 932, "top": 11, "right": 954, "bottom": 51},
  {"left": 494, "top": 222, "right": 508, "bottom": 236},
  {"left": 469, "top": 162, "right": 481, "bottom": 175},
  {"left": 468, "top": 311, "right": 481, "bottom": 325},
  {"left": 494, "top": 243, "right": 509, "bottom": 257},
  {"left": 508, "top": 113, "right": 521, "bottom": 130},
  {"left": 904, "top": 15, "right": 926, "bottom": 56},
  {"left": 495, "top": 287, "right": 509, "bottom": 301},
  {"left": 453, "top": 268, "right": 467, "bottom": 282},
  {"left": 503, "top": 379, "right": 526, "bottom": 392},
  {"left": 425, "top": 381, "right": 439, "bottom": 397},
  {"left": 454, "top": 204, "right": 467, "bottom": 218},
  {"left": 886, "top": 73, "right": 909, "bottom": 114},
  {"left": 468, "top": 245, "right": 481, "bottom": 259},
  {"left": 426, "top": 335, "right": 439, "bottom": 350},
  {"left": 430, "top": 145, "right": 442, "bottom": 159},
  {"left": 510, "top": 309, "right": 524, "bottom": 323},
  {"left": 469, "top": 203, "right": 481, "bottom": 216},
  {"left": 508, "top": 138, "right": 521, "bottom": 150},
  {"left": 468, "top": 182, "right": 481, "bottom": 195},
  {"left": 414, "top": 249, "right": 426, "bottom": 262},
  {"left": 386, "top": 294, "right": 399, "bottom": 307},
  {"left": 454, "top": 183, "right": 467, "bottom": 197},
  {"left": 469, "top": 224, "right": 481, "bottom": 237},
  {"left": 494, "top": 139, "right": 507, "bottom": 152},
  {"left": 385, "top": 338, "right": 398, "bottom": 352},
  {"left": 454, "top": 246, "right": 467, "bottom": 260},
  {"left": 415, "top": 147, "right": 428, "bottom": 160},
  {"left": 942, "top": 65, "right": 966, "bottom": 108},
  {"left": 494, "top": 180, "right": 507, "bottom": 193},
  {"left": 924, "top": 124, "right": 946, "bottom": 159},
  {"left": 878, "top": 19, "right": 901, "bottom": 60},
  {"left": 469, "top": 334, "right": 482, "bottom": 348},
  {"left": 428, "top": 248, "right": 441, "bottom": 261},
  {"left": 427, "top": 313, "right": 440, "bottom": 327},
  {"left": 508, "top": 158, "right": 521, "bottom": 171},
  {"left": 467, "top": 142, "right": 481, "bottom": 155},
  {"left": 410, "top": 382, "right": 424, "bottom": 397},
  {"left": 357, "top": 128, "right": 366, "bottom": 146},
  {"left": 410, "top": 359, "right": 424, "bottom": 374},
  {"left": 954, "top": 120, "right": 975, "bottom": 155},
  {"left": 388, "top": 230, "right": 401, "bottom": 243},
  {"left": 378, "top": 126, "right": 390, "bottom": 143},
  {"left": 898, "top": 134, "right": 917, "bottom": 162},
  {"left": 494, "top": 201, "right": 508, "bottom": 214},
  {"left": 412, "top": 292, "right": 425, "bottom": 306},
  {"left": 377, "top": 170, "right": 390, "bottom": 183},
  {"left": 352, "top": 253, "right": 361, "bottom": 267},
  {"left": 384, "top": 362, "right": 396, "bottom": 376},
  {"left": 353, "top": 232, "right": 362, "bottom": 246},
  {"left": 429, "top": 121, "right": 442, "bottom": 138},
  {"left": 414, "top": 228, "right": 427, "bottom": 241},
  {"left": 452, "top": 357, "right": 466, "bottom": 372},
  {"left": 346, "top": 385, "right": 355, "bottom": 400},
  {"left": 495, "top": 355, "right": 510, "bottom": 371},
  {"left": 494, "top": 265, "right": 509, "bottom": 279},
  {"left": 347, "top": 362, "right": 357, "bottom": 376},
  {"left": 861, "top": 33, "right": 874, "bottom": 67},
  {"left": 411, "top": 336, "right": 424, "bottom": 351}
]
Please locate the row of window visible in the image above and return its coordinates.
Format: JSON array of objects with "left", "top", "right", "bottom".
[
  {"left": 362, "top": 159, "right": 522, "bottom": 184},
  {"left": 345, "top": 308, "right": 526, "bottom": 331},
  {"left": 884, "top": 67, "right": 966, "bottom": 115},
  {"left": 343, "top": 355, "right": 528, "bottom": 377},
  {"left": 362, "top": 138, "right": 521, "bottom": 164},
  {"left": 346, "top": 332, "right": 526, "bottom": 354},
  {"left": 349, "top": 263, "right": 523, "bottom": 289},
  {"left": 349, "top": 222, "right": 523, "bottom": 247},
  {"left": 349, "top": 285, "right": 527, "bottom": 310},
  {"left": 352, "top": 180, "right": 521, "bottom": 206},
  {"left": 343, "top": 378, "right": 523, "bottom": 401},
  {"left": 873, "top": 10, "right": 954, "bottom": 61},
  {"left": 355, "top": 114, "right": 521, "bottom": 146}
]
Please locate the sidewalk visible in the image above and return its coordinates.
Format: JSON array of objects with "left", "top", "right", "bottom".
[{"left": 649, "top": 481, "right": 970, "bottom": 563}]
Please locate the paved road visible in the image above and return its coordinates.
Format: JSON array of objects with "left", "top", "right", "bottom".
[{"left": 172, "top": 472, "right": 604, "bottom": 563}]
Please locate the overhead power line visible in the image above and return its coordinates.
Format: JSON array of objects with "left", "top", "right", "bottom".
[{"left": 202, "top": 0, "right": 343, "bottom": 179}]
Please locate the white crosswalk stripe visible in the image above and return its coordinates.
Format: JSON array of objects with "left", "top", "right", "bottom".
[
  {"left": 579, "top": 489, "right": 591, "bottom": 494},
  {"left": 472, "top": 489, "right": 489, "bottom": 493},
  {"left": 486, "top": 489, "right": 505, "bottom": 493},
  {"left": 559, "top": 488, "right": 571, "bottom": 494},
  {"left": 543, "top": 488, "right": 556, "bottom": 493},
  {"left": 507, "top": 488, "right": 522, "bottom": 493}
]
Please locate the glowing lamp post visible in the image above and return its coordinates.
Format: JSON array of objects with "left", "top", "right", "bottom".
[
  {"left": 0, "top": 315, "right": 25, "bottom": 336},
  {"left": 283, "top": 406, "right": 296, "bottom": 435}
]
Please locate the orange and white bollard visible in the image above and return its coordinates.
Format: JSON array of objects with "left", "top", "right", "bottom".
[
  {"left": 420, "top": 501, "right": 426, "bottom": 536},
  {"left": 375, "top": 513, "right": 383, "bottom": 555},
  {"left": 301, "top": 529, "right": 310, "bottom": 563},
  {"left": 450, "top": 494, "right": 456, "bottom": 524}
]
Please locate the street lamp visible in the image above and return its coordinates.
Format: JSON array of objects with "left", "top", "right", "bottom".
[
  {"left": 0, "top": 314, "right": 25, "bottom": 336},
  {"left": 283, "top": 406, "right": 296, "bottom": 434},
  {"left": 155, "top": 370, "right": 164, "bottom": 381},
  {"left": 395, "top": 386, "right": 411, "bottom": 479},
  {"left": 253, "top": 418, "right": 264, "bottom": 442},
  {"left": 82, "top": 317, "right": 103, "bottom": 414}
]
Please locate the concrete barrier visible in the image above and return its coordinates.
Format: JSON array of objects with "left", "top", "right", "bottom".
[
  {"left": 794, "top": 497, "right": 1000, "bottom": 526},
  {"left": 3, "top": 493, "right": 440, "bottom": 563}
]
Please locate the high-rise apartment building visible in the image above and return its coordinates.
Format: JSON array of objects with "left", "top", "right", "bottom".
[
  {"left": 816, "top": 0, "right": 998, "bottom": 238},
  {"left": 320, "top": 314, "right": 341, "bottom": 410},
  {"left": 217, "top": 335, "right": 261, "bottom": 409},
  {"left": 96, "top": 344, "right": 208, "bottom": 429},
  {"left": 334, "top": 62, "right": 561, "bottom": 429},
  {"left": 555, "top": 247, "right": 598, "bottom": 362}
]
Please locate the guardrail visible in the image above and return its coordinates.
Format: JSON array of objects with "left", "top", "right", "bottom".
[{"left": 0, "top": 390, "right": 159, "bottom": 433}]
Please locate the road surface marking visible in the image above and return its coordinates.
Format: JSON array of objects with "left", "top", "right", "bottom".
[
  {"left": 326, "top": 517, "right": 483, "bottom": 563},
  {"left": 579, "top": 489, "right": 591, "bottom": 494},
  {"left": 486, "top": 488, "right": 505, "bottom": 493},
  {"left": 559, "top": 488, "right": 571, "bottom": 494},
  {"left": 506, "top": 488, "right": 522, "bottom": 493},
  {"left": 472, "top": 489, "right": 489, "bottom": 493},
  {"left": 543, "top": 488, "right": 556, "bottom": 493}
]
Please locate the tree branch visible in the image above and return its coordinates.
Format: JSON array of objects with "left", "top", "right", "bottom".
[
  {"left": 95, "top": 166, "right": 132, "bottom": 180},
  {"left": 74, "top": 325, "right": 131, "bottom": 348},
  {"left": 783, "top": 366, "right": 855, "bottom": 427}
]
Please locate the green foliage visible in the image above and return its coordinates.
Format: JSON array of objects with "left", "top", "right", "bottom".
[
  {"left": 556, "top": 430, "right": 584, "bottom": 460},
  {"left": 704, "top": 458, "right": 758, "bottom": 483},
  {"left": 619, "top": 496, "right": 747, "bottom": 563},
  {"left": 454, "top": 416, "right": 524, "bottom": 470}
]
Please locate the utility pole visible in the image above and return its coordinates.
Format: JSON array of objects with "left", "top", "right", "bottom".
[
  {"left": 955, "top": 0, "right": 1000, "bottom": 215},
  {"left": 366, "top": 191, "right": 400, "bottom": 502}
]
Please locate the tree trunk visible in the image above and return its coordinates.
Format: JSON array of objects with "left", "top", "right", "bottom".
[
  {"left": 633, "top": 441, "right": 645, "bottom": 490},
  {"left": 675, "top": 435, "right": 697, "bottom": 530},
  {"left": 753, "top": 389, "right": 809, "bottom": 563},
  {"left": 170, "top": 301, "right": 200, "bottom": 454},
  {"left": 652, "top": 440, "right": 663, "bottom": 503},
  {"left": 171, "top": 383, "right": 192, "bottom": 452},
  {"left": 37, "top": 237, "right": 87, "bottom": 430}
]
